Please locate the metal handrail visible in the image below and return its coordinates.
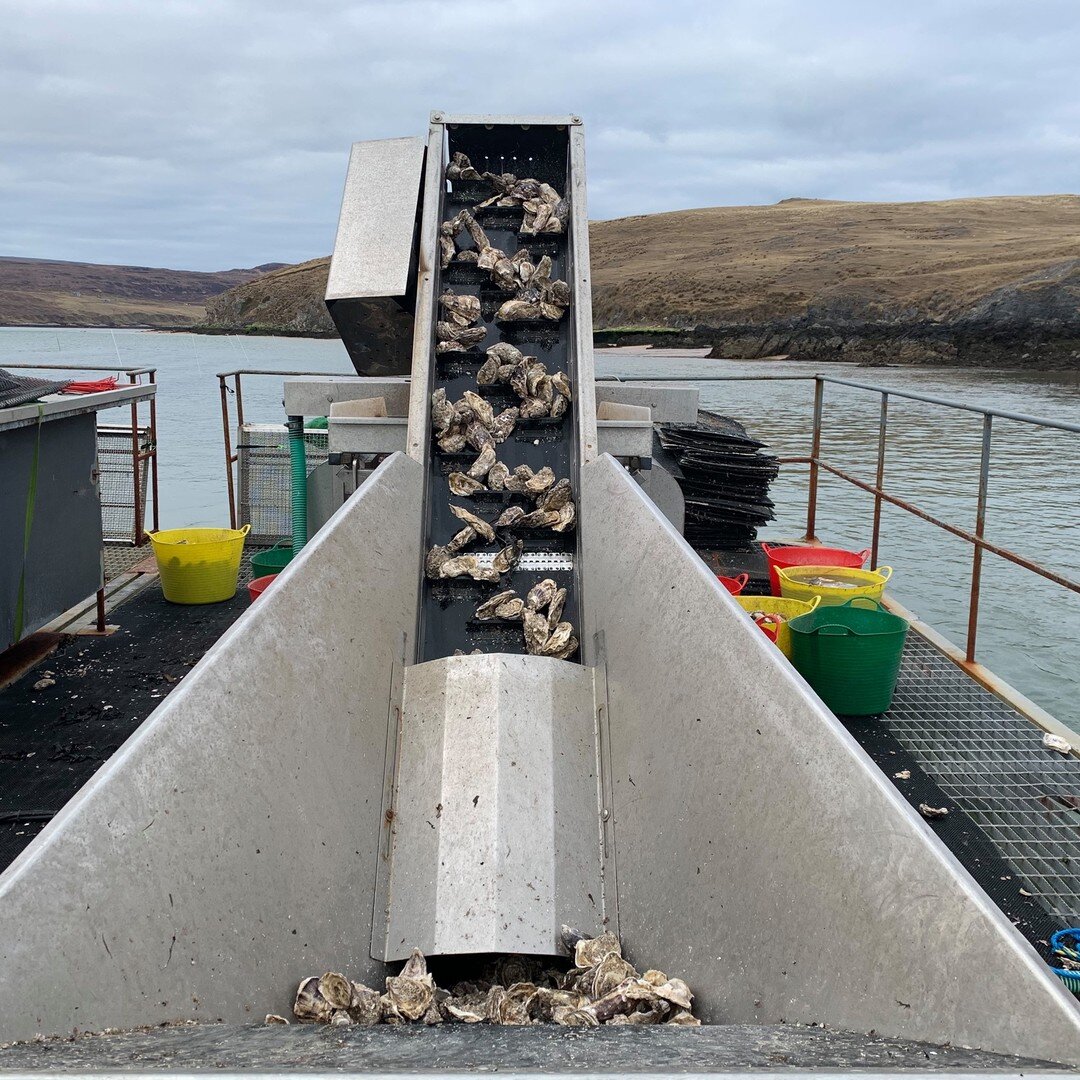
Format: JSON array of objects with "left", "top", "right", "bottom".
[
  {"left": 611, "top": 371, "right": 1079, "bottom": 665},
  {"left": 217, "top": 369, "right": 346, "bottom": 528}
]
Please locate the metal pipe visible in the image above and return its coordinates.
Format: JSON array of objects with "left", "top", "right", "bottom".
[
  {"left": 804, "top": 376, "right": 824, "bottom": 542},
  {"left": 147, "top": 369, "right": 159, "bottom": 534},
  {"left": 95, "top": 587, "right": 106, "bottom": 634},
  {"left": 966, "top": 416, "right": 994, "bottom": 663},
  {"left": 128, "top": 373, "right": 143, "bottom": 547},
  {"left": 219, "top": 376, "right": 237, "bottom": 530},
  {"left": 815, "top": 459, "right": 1080, "bottom": 595},
  {"left": 234, "top": 373, "right": 245, "bottom": 431},
  {"left": 870, "top": 393, "right": 888, "bottom": 568}
]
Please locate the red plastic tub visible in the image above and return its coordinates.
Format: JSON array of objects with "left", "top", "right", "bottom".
[
  {"left": 247, "top": 573, "right": 278, "bottom": 602},
  {"left": 718, "top": 573, "right": 749, "bottom": 596},
  {"left": 761, "top": 543, "right": 871, "bottom": 597}
]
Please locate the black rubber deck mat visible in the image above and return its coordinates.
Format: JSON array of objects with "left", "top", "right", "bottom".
[
  {"left": 0, "top": 1022, "right": 1058, "bottom": 1072},
  {"left": 0, "top": 578, "right": 251, "bottom": 871}
]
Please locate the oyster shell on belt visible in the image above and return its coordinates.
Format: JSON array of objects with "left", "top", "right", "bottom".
[
  {"left": 466, "top": 444, "right": 496, "bottom": 481},
  {"left": 439, "top": 291, "right": 481, "bottom": 327},
  {"left": 436, "top": 323, "right": 487, "bottom": 353},
  {"left": 446, "top": 151, "right": 481, "bottom": 182},
  {"left": 449, "top": 503, "right": 495, "bottom": 542},
  {"left": 448, "top": 471, "right": 485, "bottom": 496}
]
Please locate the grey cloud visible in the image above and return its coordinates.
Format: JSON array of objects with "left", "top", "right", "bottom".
[{"left": 2, "top": 0, "right": 1078, "bottom": 269}]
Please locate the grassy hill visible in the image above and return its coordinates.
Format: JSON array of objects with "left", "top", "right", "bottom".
[{"left": 0, "top": 257, "right": 285, "bottom": 328}]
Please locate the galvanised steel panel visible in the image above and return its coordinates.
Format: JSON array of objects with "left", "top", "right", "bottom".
[
  {"left": 325, "top": 138, "right": 425, "bottom": 301},
  {"left": 580, "top": 452, "right": 1080, "bottom": 1066},
  {"left": 375, "top": 653, "right": 601, "bottom": 961},
  {"left": 0, "top": 453, "right": 423, "bottom": 1042}
]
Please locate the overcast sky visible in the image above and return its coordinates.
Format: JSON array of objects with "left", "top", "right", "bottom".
[{"left": 3, "top": 0, "right": 1078, "bottom": 271}]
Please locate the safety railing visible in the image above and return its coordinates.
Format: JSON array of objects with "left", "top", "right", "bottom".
[
  {"left": 217, "top": 368, "right": 342, "bottom": 530},
  {"left": 612, "top": 372, "right": 1080, "bottom": 670},
  {"left": 3, "top": 363, "right": 159, "bottom": 546}
]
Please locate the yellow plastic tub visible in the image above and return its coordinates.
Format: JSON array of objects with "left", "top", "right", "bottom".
[
  {"left": 734, "top": 595, "right": 820, "bottom": 658},
  {"left": 777, "top": 564, "right": 893, "bottom": 607},
  {"left": 149, "top": 525, "right": 251, "bottom": 604}
]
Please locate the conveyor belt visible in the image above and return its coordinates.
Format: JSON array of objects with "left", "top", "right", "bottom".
[{"left": 418, "top": 124, "right": 582, "bottom": 663}]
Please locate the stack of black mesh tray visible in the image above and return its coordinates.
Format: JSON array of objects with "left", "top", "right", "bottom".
[
  {"left": 0, "top": 368, "right": 70, "bottom": 410},
  {"left": 658, "top": 411, "right": 779, "bottom": 549}
]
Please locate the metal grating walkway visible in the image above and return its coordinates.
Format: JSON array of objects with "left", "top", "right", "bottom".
[{"left": 855, "top": 632, "right": 1080, "bottom": 932}]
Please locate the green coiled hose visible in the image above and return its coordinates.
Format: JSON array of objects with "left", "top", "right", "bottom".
[{"left": 286, "top": 416, "right": 308, "bottom": 555}]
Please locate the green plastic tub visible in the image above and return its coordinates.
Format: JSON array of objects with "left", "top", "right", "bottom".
[
  {"left": 788, "top": 597, "right": 909, "bottom": 716},
  {"left": 250, "top": 541, "right": 293, "bottom": 578}
]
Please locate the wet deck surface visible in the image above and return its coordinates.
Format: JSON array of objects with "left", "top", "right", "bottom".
[
  {"left": 0, "top": 560, "right": 255, "bottom": 871},
  {"left": 0, "top": 1023, "right": 1062, "bottom": 1073}
]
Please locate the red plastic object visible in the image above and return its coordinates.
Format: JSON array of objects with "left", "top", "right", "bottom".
[
  {"left": 718, "top": 573, "right": 749, "bottom": 596},
  {"left": 247, "top": 573, "right": 278, "bottom": 602},
  {"left": 61, "top": 376, "right": 119, "bottom": 394},
  {"left": 761, "top": 542, "right": 871, "bottom": 597}
]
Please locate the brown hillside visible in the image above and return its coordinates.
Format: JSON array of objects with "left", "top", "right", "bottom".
[
  {"left": 589, "top": 195, "right": 1080, "bottom": 327},
  {"left": 0, "top": 257, "right": 283, "bottom": 328}
]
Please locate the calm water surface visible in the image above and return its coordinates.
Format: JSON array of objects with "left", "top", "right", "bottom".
[{"left": 3, "top": 328, "right": 1078, "bottom": 732}]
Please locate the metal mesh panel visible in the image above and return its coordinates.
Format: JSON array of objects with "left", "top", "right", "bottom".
[
  {"left": 96, "top": 425, "right": 149, "bottom": 543},
  {"left": 237, "top": 424, "right": 329, "bottom": 545},
  {"left": 878, "top": 634, "right": 1080, "bottom": 927}
]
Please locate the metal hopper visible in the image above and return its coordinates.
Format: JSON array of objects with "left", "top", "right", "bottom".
[{"left": 0, "top": 113, "right": 1077, "bottom": 1068}]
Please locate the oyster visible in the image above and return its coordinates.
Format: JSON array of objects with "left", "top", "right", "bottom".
[
  {"left": 539, "top": 478, "right": 572, "bottom": 511},
  {"left": 667, "top": 1009, "right": 702, "bottom": 1026},
  {"left": 486, "top": 342, "right": 526, "bottom": 367},
  {"left": 528, "top": 987, "right": 589, "bottom": 1022},
  {"left": 319, "top": 972, "right": 353, "bottom": 1009},
  {"left": 264, "top": 1014, "right": 289, "bottom": 1025},
  {"left": 526, "top": 579, "right": 558, "bottom": 611},
  {"left": 348, "top": 982, "right": 382, "bottom": 1026},
  {"left": 525, "top": 361, "right": 548, "bottom": 397},
  {"left": 519, "top": 396, "right": 551, "bottom": 419},
  {"left": 590, "top": 954, "right": 638, "bottom": 999},
  {"left": 330, "top": 1010, "right": 354, "bottom": 1026},
  {"left": 465, "top": 420, "right": 494, "bottom": 451},
  {"left": 379, "top": 993, "right": 404, "bottom": 1024},
  {"left": 448, "top": 472, "right": 485, "bottom": 496},
  {"left": 476, "top": 590, "right": 518, "bottom": 621},
  {"left": 446, "top": 151, "right": 481, "bottom": 181},
  {"left": 476, "top": 355, "right": 500, "bottom": 385},
  {"left": 575, "top": 930, "right": 622, "bottom": 969},
  {"left": 425, "top": 545, "right": 449, "bottom": 579},
  {"left": 439, "top": 556, "right": 501, "bottom": 582},
  {"left": 488, "top": 407, "right": 519, "bottom": 443},
  {"left": 547, "top": 587, "right": 567, "bottom": 626},
  {"left": 466, "top": 444, "right": 497, "bottom": 480},
  {"left": 436, "top": 324, "right": 487, "bottom": 353},
  {"left": 495, "top": 597, "right": 525, "bottom": 620},
  {"left": 550, "top": 394, "right": 569, "bottom": 418},
  {"left": 492, "top": 539, "right": 524, "bottom": 574},
  {"left": 509, "top": 358, "right": 531, "bottom": 398},
  {"left": 462, "top": 389, "right": 494, "bottom": 427},
  {"left": 439, "top": 291, "right": 482, "bottom": 327},
  {"left": 444, "top": 999, "right": 486, "bottom": 1023},
  {"left": 431, "top": 388, "right": 454, "bottom": 434},
  {"left": 294, "top": 976, "right": 334, "bottom": 1023},
  {"left": 496, "top": 299, "right": 545, "bottom": 322},
  {"left": 518, "top": 508, "right": 560, "bottom": 529},
  {"left": 552, "top": 501, "right": 576, "bottom": 532},
  {"left": 524, "top": 466, "right": 555, "bottom": 494},
  {"left": 551, "top": 371, "right": 572, "bottom": 401},
  {"left": 523, "top": 609, "right": 551, "bottom": 654},
  {"left": 538, "top": 622, "right": 577, "bottom": 659},
  {"left": 494, "top": 505, "right": 526, "bottom": 528},
  {"left": 487, "top": 462, "right": 510, "bottom": 491},
  {"left": 446, "top": 525, "right": 477, "bottom": 553},
  {"left": 385, "top": 949, "right": 436, "bottom": 1021},
  {"left": 552, "top": 1006, "right": 599, "bottom": 1028},
  {"left": 449, "top": 503, "right": 495, "bottom": 542},
  {"left": 438, "top": 430, "right": 468, "bottom": 454}
]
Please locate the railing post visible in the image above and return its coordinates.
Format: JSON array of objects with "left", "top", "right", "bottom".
[
  {"left": 234, "top": 373, "right": 245, "bottom": 430},
  {"left": 219, "top": 375, "right": 237, "bottom": 530},
  {"left": 870, "top": 392, "right": 888, "bottom": 568},
  {"left": 147, "top": 368, "right": 159, "bottom": 534},
  {"left": 128, "top": 373, "right": 144, "bottom": 547},
  {"left": 966, "top": 415, "right": 993, "bottom": 664},
  {"left": 804, "top": 376, "right": 824, "bottom": 542}
]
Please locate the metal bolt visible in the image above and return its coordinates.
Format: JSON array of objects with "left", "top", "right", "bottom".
[
  {"left": 431, "top": 112, "right": 443, "bottom": 121},
  {"left": 601, "top": 808, "right": 610, "bottom": 821},
  {"left": 571, "top": 116, "right": 582, "bottom": 125}
]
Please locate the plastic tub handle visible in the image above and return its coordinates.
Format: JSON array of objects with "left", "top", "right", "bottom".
[
  {"left": 760, "top": 542, "right": 774, "bottom": 555},
  {"left": 842, "top": 597, "right": 884, "bottom": 612},
  {"left": 877, "top": 566, "right": 893, "bottom": 583},
  {"left": 857, "top": 548, "right": 872, "bottom": 565},
  {"left": 734, "top": 573, "right": 749, "bottom": 589},
  {"left": 238, "top": 524, "right": 252, "bottom": 538},
  {"left": 815, "top": 624, "right": 854, "bottom": 637}
]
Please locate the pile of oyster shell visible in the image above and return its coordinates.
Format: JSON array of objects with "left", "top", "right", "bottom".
[
  {"left": 436, "top": 290, "right": 486, "bottom": 354},
  {"left": 439, "top": 160, "right": 572, "bottom": 322},
  {"left": 276, "top": 927, "right": 697, "bottom": 1028},
  {"left": 477, "top": 577, "right": 577, "bottom": 659}
]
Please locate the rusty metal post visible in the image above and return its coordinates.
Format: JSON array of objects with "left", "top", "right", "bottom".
[
  {"left": 803, "top": 376, "right": 824, "bottom": 542},
  {"left": 966, "top": 415, "right": 993, "bottom": 664},
  {"left": 870, "top": 393, "right": 889, "bottom": 568},
  {"left": 219, "top": 375, "right": 237, "bottom": 530},
  {"left": 147, "top": 368, "right": 159, "bottom": 534},
  {"left": 128, "top": 373, "right": 144, "bottom": 547},
  {"left": 234, "top": 373, "right": 245, "bottom": 430},
  {"left": 95, "top": 587, "right": 106, "bottom": 633}
]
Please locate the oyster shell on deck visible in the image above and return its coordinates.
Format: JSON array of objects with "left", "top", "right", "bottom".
[
  {"left": 294, "top": 976, "right": 334, "bottom": 1023},
  {"left": 574, "top": 930, "right": 622, "bottom": 969}
]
